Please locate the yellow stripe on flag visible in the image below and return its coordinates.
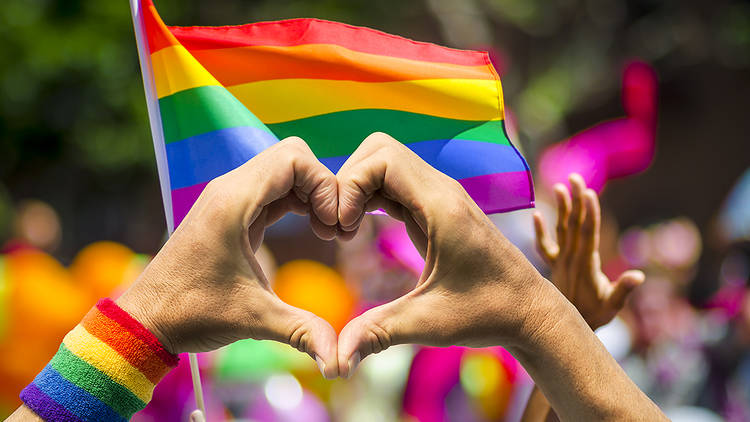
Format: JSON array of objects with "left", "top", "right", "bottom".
[
  {"left": 228, "top": 78, "right": 503, "bottom": 124},
  {"left": 151, "top": 45, "right": 221, "bottom": 98}
]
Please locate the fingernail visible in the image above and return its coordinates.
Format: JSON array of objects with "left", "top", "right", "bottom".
[
  {"left": 346, "top": 352, "right": 361, "bottom": 379},
  {"left": 190, "top": 409, "right": 205, "bottom": 422},
  {"left": 315, "top": 354, "right": 327, "bottom": 378}
]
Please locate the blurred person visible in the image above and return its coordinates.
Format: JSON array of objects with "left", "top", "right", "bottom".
[
  {"left": 8, "top": 135, "right": 666, "bottom": 421},
  {"left": 2, "top": 200, "right": 61, "bottom": 254},
  {"left": 700, "top": 240, "right": 750, "bottom": 421},
  {"left": 618, "top": 220, "right": 712, "bottom": 412},
  {"left": 521, "top": 174, "right": 645, "bottom": 422}
]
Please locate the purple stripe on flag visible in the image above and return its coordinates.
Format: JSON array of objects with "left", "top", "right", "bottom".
[
  {"left": 20, "top": 383, "right": 84, "bottom": 422},
  {"left": 171, "top": 170, "right": 534, "bottom": 229},
  {"left": 458, "top": 171, "right": 535, "bottom": 214},
  {"left": 171, "top": 182, "right": 209, "bottom": 228}
]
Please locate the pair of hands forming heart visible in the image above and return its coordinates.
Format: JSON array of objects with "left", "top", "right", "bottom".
[{"left": 117, "top": 132, "right": 554, "bottom": 379}]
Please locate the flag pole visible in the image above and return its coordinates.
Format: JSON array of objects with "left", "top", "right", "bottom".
[
  {"left": 129, "top": 0, "right": 205, "bottom": 417},
  {"left": 128, "top": 0, "right": 173, "bottom": 234}
]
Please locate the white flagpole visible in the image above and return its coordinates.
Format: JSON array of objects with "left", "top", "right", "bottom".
[
  {"left": 129, "top": 0, "right": 173, "bottom": 234},
  {"left": 129, "top": 0, "right": 206, "bottom": 418}
]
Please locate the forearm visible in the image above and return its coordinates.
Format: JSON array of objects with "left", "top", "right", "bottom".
[{"left": 511, "top": 280, "right": 665, "bottom": 421}]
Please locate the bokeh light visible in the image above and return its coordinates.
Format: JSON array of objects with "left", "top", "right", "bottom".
[
  {"left": 264, "top": 374, "right": 303, "bottom": 411},
  {"left": 273, "top": 260, "right": 357, "bottom": 333}
]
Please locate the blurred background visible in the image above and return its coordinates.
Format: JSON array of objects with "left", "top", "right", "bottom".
[{"left": 1, "top": 0, "right": 749, "bottom": 421}]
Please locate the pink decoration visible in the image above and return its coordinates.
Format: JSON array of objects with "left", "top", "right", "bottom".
[
  {"left": 402, "top": 346, "right": 523, "bottom": 421},
  {"left": 539, "top": 61, "right": 658, "bottom": 192},
  {"left": 403, "top": 347, "right": 464, "bottom": 422},
  {"left": 377, "top": 221, "right": 425, "bottom": 277}
]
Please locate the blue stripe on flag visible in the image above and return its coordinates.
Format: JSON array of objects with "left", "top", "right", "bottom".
[
  {"left": 166, "top": 126, "right": 279, "bottom": 189},
  {"left": 167, "top": 128, "right": 526, "bottom": 189},
  {"left": 319, "top": 139, "right": 527, "bottom": 179}
]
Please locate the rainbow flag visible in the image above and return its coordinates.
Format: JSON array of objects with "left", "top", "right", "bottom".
[{"left": 131, "top": 0, "right": 534, "bottom": 232}]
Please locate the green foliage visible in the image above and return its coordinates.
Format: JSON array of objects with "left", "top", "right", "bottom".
[
  {"left": 0, "top": 0, "right": 422, "bottom": 179},
  {"left": 0, "top": 0, "right": 158, "bottom": 173}
]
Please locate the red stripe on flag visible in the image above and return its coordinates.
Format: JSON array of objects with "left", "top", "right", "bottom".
[
  {"left": 142, "top": 0, "right": 180, "bottom": 54},
  {"left": 169, "top": 18, "right": 489, "bottom": 66}
]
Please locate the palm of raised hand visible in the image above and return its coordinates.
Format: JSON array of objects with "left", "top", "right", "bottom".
[{"left": 533, "top": 174, "right": 644, "bottom": 330}]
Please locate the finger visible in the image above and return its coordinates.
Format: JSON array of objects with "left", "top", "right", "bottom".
[
  {"left": 261, "top": 298, "right": 340, "bottom": 379},
  {"left": 553, "top": 183, "right": 571, "bottom": 254},
  {"left": 248, "top": 194, "right": 310, "bottom": 250},
  {"left": 607, "top": 270, "right": 645, "bottom": 310},
  {"left": 336, "top": 297, "right": 411, "bottom": 378},
  {"left": 336, "top": 132, "right": 451, "bottom": 231},
  {"left": 366, "top": 192, "right": 428, "bottom": 257},
  {"left": 229, "top": 137, "right": 339, "bottom": 228},
  {"left": 533, "top": 211, "right": 558, "bottom": 263},
  {"left": 337, "top": 289, "right": 465, "bottom": 378},
  {"left": 263, "top": 193, "right": 309, "bottom": 225},
  {"left": 581, "top": 189, "right": 601, "bottom": 257},
  {"left": 338, "top": 212, "right": 365, "bottom": 233},
  {"left": 564, "top": 174, "right": 586, "bottom": 255},
  {"left": 309, "top": 211, "right": 337, "bottom": 241}
]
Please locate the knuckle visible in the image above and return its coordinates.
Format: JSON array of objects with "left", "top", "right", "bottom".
[
  {"left": 278, "top": 137, "right": 311, "bottom": 158},
  {"left": 201, "top": 178, "right": 232, "bottom": 210},
  {"left": 363, "top": 131, "right": 398, "bottom": 150},
  {"left": 280, "top": 135, "right": 306, "bottom": 147},
  {"left": 287, "top": 320, "right": 309, "bottom": 354},
  {"left": 360, "top": 317, "right": 392, "bottom": 355}
]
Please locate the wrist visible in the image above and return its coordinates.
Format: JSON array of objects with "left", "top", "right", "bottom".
[
  {"left": 116, "top": 287, "right": 177, "bottom": 356},
  {"left": 20, "top": 299, "right": 179, "bottom": 421},
  {"left": 509, "top": 277, "right": 582, "bottom": 357}
]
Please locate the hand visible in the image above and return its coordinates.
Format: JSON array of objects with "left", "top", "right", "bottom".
[
  {"left": 334, "top": 132, "right": 557, "bottom": 377},
  {"left": 532, "top": 174, "right": 644, "bottom": 329},
  {"left": 116, "top": 137, "right": 341, "bottom": 378}
]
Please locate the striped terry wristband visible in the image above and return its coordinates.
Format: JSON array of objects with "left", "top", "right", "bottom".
[{"left": 20, "top": 298, "right": 179, "bottom": 421}]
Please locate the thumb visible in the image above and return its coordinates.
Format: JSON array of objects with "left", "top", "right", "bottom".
[
  {"left": 337, "top": 294, "right": 436, "bottom": 378},
  {"left": 336, "top": 302, "right": 399, "bottom": 379},
  {"left": 263, "top": 298, "right": 340, "bottom": 379},
  {"left": 608, "top": 270, "right": 645, "bottom": 310}
]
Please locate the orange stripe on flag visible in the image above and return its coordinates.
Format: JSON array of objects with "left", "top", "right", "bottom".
[{"left": 188, "top": 43, "right": 494, "bottom": 85}]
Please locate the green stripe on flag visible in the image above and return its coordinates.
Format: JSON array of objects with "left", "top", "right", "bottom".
[
  {"left": 268, "top": 110, "right": 510, "bottom": 158},
  {"left": 159, "top": 85, "right": 270, "bottom": 144}
]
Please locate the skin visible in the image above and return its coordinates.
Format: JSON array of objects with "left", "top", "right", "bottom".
[
  {"left": 9, "top": 137, "right": 342, "bottom": 422},
  {"left": 533, "top": 174, "right": 645, "bottom": 330},
  {"left": 9, "top": 133, "right": 665, "bottom": 421},
  {"left": 521, "top": 174, "right": 645, "bottom": 422},
  {"left": 334, "top": 133, "right": 665, "bottom": 420}
]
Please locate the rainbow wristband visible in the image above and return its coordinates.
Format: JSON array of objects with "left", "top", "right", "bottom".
[{"left": 20, "top": 298, "right": 179, "bottom": 421}]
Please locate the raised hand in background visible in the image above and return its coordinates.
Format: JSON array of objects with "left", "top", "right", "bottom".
[
  {"left": 522, "top": 173, "right": 645, "bottom": 422},
  {"left": 532, "top": 173, "right": 645, "bottom": 330}
]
